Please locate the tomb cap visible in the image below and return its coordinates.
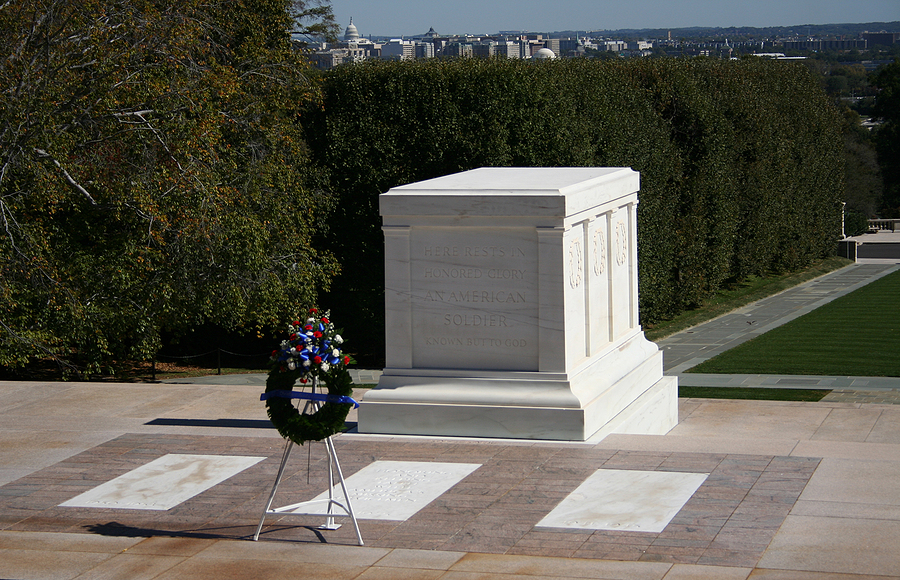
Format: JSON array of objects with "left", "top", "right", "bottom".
[{"left": 379, "top": 167, "right": 638, "bottom": 219}]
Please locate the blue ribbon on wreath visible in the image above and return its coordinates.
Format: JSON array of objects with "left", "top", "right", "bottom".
[{"left": 260, "top": 390, "right": 359, "bottom": 408}]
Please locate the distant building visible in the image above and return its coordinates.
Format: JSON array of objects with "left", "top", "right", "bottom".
[
  {"left": 783, "top": 39, "right": 867, "bottom": 51},
  {"left": 344, "top": 17, "right": 360, "bottom": 42},
  {"left": 559, "top": 39, "right": 581, "bottom": 55},
  {"left": 309, "top": 18, "right": 380, "bottom": 70},
  {"left": 415, "top": 42, "right": 435, "bottom": 59},
  {"left": 311, "top": 20, "right": 808, "bottom": 68},
  {"left": 863, "top": 32, "right": 900, "bottom": 47},
  {"left": 381, "top": 39, "right": 417, "bottom": 60},
  {"left": 470, "top": 42, "right": 491, "bottom": 58},
  {"left": 545, "top": 38, "right": 561, "bottom": 55},
  {"left": 308, "top": 50, "right": 344, "bottom": 69},
  {"left": 494, "top": 41, "right": 523, "bottom": 59},
  {"left": 410, "top": 27, "right": 440, "bottom": 41},
  {"left": 626, "top": 41, "right": 653, "bottom": 51},
  {"left": 443, "top": 42, "right": 474, "bottom": 58}
]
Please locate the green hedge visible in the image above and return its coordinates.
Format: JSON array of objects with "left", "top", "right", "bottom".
[{"left": 305, "top": 58, "right": 844, "bottom": 365}]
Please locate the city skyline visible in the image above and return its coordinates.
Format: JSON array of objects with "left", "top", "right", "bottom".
[{"left": 332, "top": 0, "right": 900, "bottom": 38}]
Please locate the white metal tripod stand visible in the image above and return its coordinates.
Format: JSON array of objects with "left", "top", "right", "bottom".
[{"left": 253, "top": 383, "right": 363, "bottom": 545}]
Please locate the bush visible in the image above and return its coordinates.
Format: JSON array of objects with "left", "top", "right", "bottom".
[
  {"left": 305, "top": 58, "right": 844, "bottom": 365},
  {"left": 844, "top": 210, "right": 870, "bottom": 237}
]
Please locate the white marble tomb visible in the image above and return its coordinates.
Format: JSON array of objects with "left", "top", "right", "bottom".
[
  {"left": 308, "top": 460, "right": 481, "bottom": 520},
  {"left": 357, "top": 167, "right": 678, "bottom": 440},
  {"left": 537, "top": 469, "right": 708, "bottom": 533},
  {"left": 59, "top": 454, "right": 265, "bottom": 511}
]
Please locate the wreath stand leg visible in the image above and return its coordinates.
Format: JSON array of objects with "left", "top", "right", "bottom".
[{"left": 252, "top": 392, "right": 363, "bottom": 545}]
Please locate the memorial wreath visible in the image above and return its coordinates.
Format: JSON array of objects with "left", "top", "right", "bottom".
[{"left": 261, "top": 309, "right": 357, "bottom": 445}]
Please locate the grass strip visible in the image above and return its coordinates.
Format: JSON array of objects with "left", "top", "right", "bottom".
[
  {"left": 687, "top": 269, "right": 900, "bottom": 377},
  {"left": 679, "top": 386, "right": 830, "bottom": 401},
  {"left": 643, "top": 257, "right": 853, "bottom": 341}
]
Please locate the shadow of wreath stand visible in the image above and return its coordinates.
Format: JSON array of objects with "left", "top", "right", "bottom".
[{"left": 253, "top": 378, "right": 364, "bottom": 546}]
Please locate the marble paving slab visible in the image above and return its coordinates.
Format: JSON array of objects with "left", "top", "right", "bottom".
[
  {"left": 537, "top": 469, "right": 708, "bottom": 533},
  {"left": 309, "top": 460, "right": 481, "bottom": 521},
  {"left": 59, "top": 454, "right": 265, "bottom": 511}
]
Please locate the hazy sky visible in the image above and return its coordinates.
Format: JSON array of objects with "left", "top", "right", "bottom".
[{"left": 331, "top": 0, "right": 900, "bottom": 37}]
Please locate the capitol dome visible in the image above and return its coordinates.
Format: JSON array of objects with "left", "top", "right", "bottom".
[
  {"left": 533, "top": 47, "right": 557, "bottom": 59},
  {"left": 344, "top": 18, "right": 360, "bottom": 41}
]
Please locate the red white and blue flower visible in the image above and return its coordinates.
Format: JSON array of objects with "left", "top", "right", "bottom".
[{"left": 270, "top": 309, "right": 351, "bottom": 381}]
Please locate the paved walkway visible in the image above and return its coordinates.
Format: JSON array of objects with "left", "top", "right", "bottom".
[
  {"left": 162, "top": 369, "right": 384, "bottom": 387},
  {"left": 2, "top": 378, "right": 900, "bottom": 579},
  {"left": 2, "top": 261, "right": 900, "bottom": 579}
]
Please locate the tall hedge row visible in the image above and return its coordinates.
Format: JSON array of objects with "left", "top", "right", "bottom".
[{"left": 304, "top": 58, "right": 843, "bottom": 364}]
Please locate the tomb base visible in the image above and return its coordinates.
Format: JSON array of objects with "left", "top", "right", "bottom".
[{"left": 359, "top": 330, "right": 677, "bottom": 441}]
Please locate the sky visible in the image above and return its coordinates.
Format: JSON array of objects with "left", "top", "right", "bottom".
[{"left": 331, "top": 0, "right": 900, "bottom": 38}]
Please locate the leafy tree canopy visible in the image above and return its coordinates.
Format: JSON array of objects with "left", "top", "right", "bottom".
[
  {"left": 873, "top": 58, "right": 900, "bottom": 125},
  {"left": 291, "top": 0, "right": 340, "bottom": 42},
  {"left": 0, "top": 0, "right": 338, "bottom": 376},
  {"left": 872, "top": 58, "right": 900, "bottom": 216}
]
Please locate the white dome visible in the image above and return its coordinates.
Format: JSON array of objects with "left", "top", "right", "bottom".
[
  {"left": 534, "top": 47, "right": 556, "bottom": 59},
  {"left": 344, "top": 18, "right": 360, "bottom": 41}
]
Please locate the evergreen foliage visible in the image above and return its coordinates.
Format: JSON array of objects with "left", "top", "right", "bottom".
[
  {"left": 307, "top": 58, "right": 844, "bottom": 364},
  {"left": 872, "top": 58, "right": 900, "bottom": 217}
]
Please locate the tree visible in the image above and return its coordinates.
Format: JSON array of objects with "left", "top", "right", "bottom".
[
  {"left": 291, "top": 0, "right": 340, "bottom": 43},
  {"left": 0, "top": 0, "right": 338, "bottom": 376},
  {"left": 872, "top": 58, "right": 900, "bottom": 217},
  {"left": 844, "top": 129, "right": 884, "bottom": 218}
]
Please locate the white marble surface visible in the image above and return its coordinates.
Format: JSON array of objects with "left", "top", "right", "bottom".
[
  {"left": 309, "top": 460, "right": 481, "bottom": 520},
  {"left": 364, "top": 167, "right": 678, "bottom": 440},
  {"left": 362, "top": 335, "right": 678, "bottom": 441},
  {"left": 537, "top": 469, "right": 708, "bottom": 533},
  {"left": 379, "top": 167, "right": 640, "bottom": 219},
  {"left": 59, "top": 454, "right": 265, "bottom": 511},
  {"left": 409, "top": 226, "right": 539, "bottom": 371}
]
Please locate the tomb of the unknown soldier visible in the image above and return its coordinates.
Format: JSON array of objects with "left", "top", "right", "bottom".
[{"left": 358, "top": 167, "right": 678, "bottom": 440}]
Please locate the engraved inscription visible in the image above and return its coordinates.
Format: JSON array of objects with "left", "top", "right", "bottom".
[
  {"left": 424, "top": 246, "right": 525, "bottom": 257},
  {"left": 350, "top": 467, "right": 459, "bottom": 503},
  {"left": 423, "top": 267, "right": 481, "bottom": 278},
  {"left": 411, "top": 230, "right": 538, "bottom": 370},
  {"left": 444, "top": 313, "right": 509, "bottom": 326},
  {"left": 425, "top": 337, "right": 527, "bottom": 347},
  {"left": 422, "top": 268, "right": 526, "bottom": 280},
  {"left": 313, "top": 461, "right": 482, "bottom": 521},
  {"left": 424, "top": 290, "right": 525, "bottom": 303}
]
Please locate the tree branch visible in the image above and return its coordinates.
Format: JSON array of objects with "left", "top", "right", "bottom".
[
  {"left": 0, "top": 316, "right": 83, "bottom": 379},
  {"left": 34, "top": 148, "right": 99, "bottom": 206},
  {"left": 111, "top": 109, "right": 155, "bottom": 118}
]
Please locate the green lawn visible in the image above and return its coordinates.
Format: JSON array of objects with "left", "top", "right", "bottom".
[
  {"left": 687, "top": 269, "right": 900, "bottom": 377},
  {"left": 679, "top": 387, "right": 830, "bottom": 401},
  {"left": 643, "top": 257, "right": 852, "bottom": 341}
]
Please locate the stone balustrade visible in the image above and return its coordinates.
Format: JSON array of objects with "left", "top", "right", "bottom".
[{"left": 869, "top": 219, "right": 900, "bottom": 232}]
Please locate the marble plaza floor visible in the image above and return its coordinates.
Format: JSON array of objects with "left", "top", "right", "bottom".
[
  {"left": 2, "top": 382, "right": 900, "bottom": 579},
  {"left": 1, "top": 261, "right": 900, "bottom": 579}
]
